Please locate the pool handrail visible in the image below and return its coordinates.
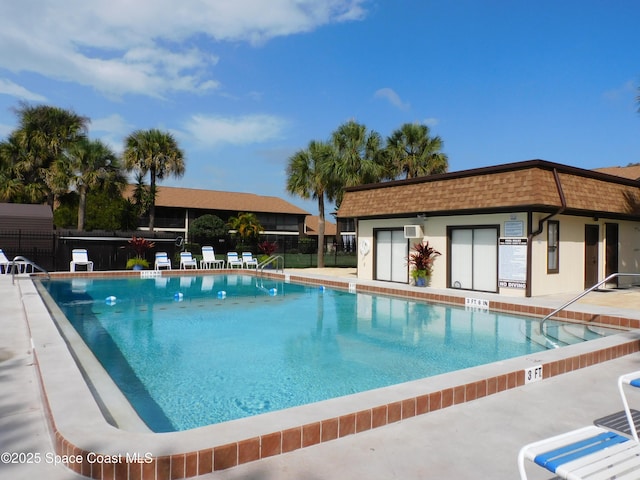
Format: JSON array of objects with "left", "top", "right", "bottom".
[
  {"left": 10, "top": 255, "right": 50, "bottom": 284},
  {"left": 258, "top": 255, "right": 284, "bottom": 275},
  {"left": 539, "top": 272, "right": 640, "bottom": 332}
]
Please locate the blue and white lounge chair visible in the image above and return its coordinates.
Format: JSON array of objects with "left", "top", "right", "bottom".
[
  {"left": 0, "top": 249, "right": 10, "bottom": 274},
  {"left": 179, "top": 251, "right": 198, "bottom": 269},
  {"left": 155, "top": 252, "right": 172, "bottom": 270},
  {"left": 200, "top": 246, "right": 224, "bottom": 269},
  {"left": 518, "top": 371, "right": 640, "bottom": 479},
  {"left": 70, "top": 249, "right": 93, "bottom": 272},
  {"left": 242, "top": 252, "right": 258, "bottom": 269},
  {"left": 619, "top": 371, "right": 640, "bottom": 442},
  {"left": 517, "top": 425, "right": 639, "bottom": 479},
  {"left": 227, "top": 251, "right": 243, "bottom": 269}
]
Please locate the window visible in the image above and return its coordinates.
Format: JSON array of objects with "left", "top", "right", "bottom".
[{"left": 547, "top": 220, "right": 559, "bottom": 273}]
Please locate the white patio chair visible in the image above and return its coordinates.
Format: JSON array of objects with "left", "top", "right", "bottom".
[
  {"left": 179, "top": 251, "right": 198, "bottom": 269},
  {"left": 0, "top": 249, "right": 10, "bottom": 274},
  {"left": 227, "top": 251, "right": 243, "bottom": 269},
  {"left": 70, "top": 249, "right": 93, "bottom": 272},
  {"left": 155, "top": 252, "right": 172, "bottom": 270},
  {"left": 518, "top": 371, "right": 640, "bottom": 479},
  {"left": 242, "top": 252, "right": 258, "bottom": 269},
  {"left": 517, "top": 425, "right": 639, "bottom": 479},
  {"left": 200, "top": 246, "right": 225, "bottom": 269}
]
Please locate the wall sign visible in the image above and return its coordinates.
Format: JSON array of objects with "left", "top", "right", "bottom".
[
  {"left": 499, "top": 237, "right": 527, "bottom": 289},
  {"left": 524, "top": 365, "right": 543, "bottom": 384},
  {"left": 504, "top": 220, "right": 524, "bottom": 237}
]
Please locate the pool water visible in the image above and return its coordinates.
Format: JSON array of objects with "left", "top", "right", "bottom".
[{"left": 43, "top": 275, "right": 615, "bottom": 432}]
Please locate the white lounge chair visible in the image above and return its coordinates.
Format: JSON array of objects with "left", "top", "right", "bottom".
[
  {"left": 518, "top": 371, "right": 640, "bottom": 480},
  {"left": 0, "top": 249, "right": 10, "bottom": 274},
  {"left": 517, "top": 425, "right": 639, "bottom": 480},
  {"left": 179, "top": 251, "right": 198, "bottom": 269},
  {"left": 242, "top": 252, "right": 258, "bottom": 269},
  {"left": 70, "top": 249, "right": 93, "bottom": 272},
  {"left": 155, "top": 252, "right": 172, "bottom": 270},
  {"left": 619, "top": 371, "right": 640, "bottom": 442},
  {"left": 200, "top": 246, "right": 224, "bottom": 269},
  {"left": 227, "top": 251, "right": 243, "bottom": 269}
]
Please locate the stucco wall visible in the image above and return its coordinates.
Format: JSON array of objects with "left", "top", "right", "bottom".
[{"left": 356, "top": 213, "right": 640, "bottom": 297}]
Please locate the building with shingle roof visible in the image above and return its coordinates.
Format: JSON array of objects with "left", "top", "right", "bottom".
[
  {"left": 123, "top": 186, "right": 341, "bottom": 253},
  {"left": 337, "top": 160, "right": 640, "bottom": 297}
]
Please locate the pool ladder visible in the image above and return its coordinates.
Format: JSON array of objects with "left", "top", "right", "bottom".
[
  {"left": 257, "top": 255, "right": 284, "bottom": 277},
  {"left": 539, "top": 272, "right": 640, "bottom": 333},
  {"left": 10, "top": 256, "right": 50, "bottom": 284}
]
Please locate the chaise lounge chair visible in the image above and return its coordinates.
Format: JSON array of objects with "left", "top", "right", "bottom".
[
  {"left": 518, "top": 371, "right": 640, "bottom": 479},
  {"left": 155, "top": 252, "right": 172, "bottom": 270},
  {"left": 200, "top": 246, "right": 225, "bottom": 269},
  {"left": 227, "top": 251, "right": 243, "bottom": 269},
  {"left": 0, "top": 249, "right": 10, "bottom": 274},
  {"left": 179, "top": 251, "right": 198, "bottom": 269},
  {"left": 70, "top": 249, "right": 94, "bottom": 272},
  {"left": 242, "top": 252, "right": 258, "bottom": 269}
]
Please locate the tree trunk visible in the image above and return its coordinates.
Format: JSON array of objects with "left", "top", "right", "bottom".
[
  {"left": 77, "top": 185, "right": 87, "bottom": 231},
  {"left": 148, "top": 170, "right": 156, "bottom": 232},
  {"left": 317, "top": 196, "right": 325, "bottom": 268}
]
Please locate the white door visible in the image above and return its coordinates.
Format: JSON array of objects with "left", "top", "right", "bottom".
[
  {"left": 450, "top": 227, "right": 498, "bottom": 292},
  {"left": 375, "top": 230, "right": 408, "bottom": 283}
]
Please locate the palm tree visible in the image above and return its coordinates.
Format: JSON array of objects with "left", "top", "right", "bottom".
[
  {"left": 227, "top": 212, "right": 263, "bottom": 247},
  {"left": 286, "top": 140, "right": 335, "bottom": 267},
  {"left": 65, "top": 137, "right": 125, "bottom": 230},
  {"left": 386, "top": 123, "right": 448, "bottom": 180},
  {"left": 123, "top": 129, "right": 185, "bottom": 231},
  {"left": 329, "top": 120, "right": 386, "bottom": 206},
  {"left": 4, "top": 104, "right": 89, "bottom": 206}
]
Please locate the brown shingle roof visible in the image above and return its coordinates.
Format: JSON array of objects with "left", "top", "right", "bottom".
[
  {"left": 593, "top": 165, "right": 640, "bottom": 181},
  {"left": 305, "top": 216, "right": 337, "bottom": 236},
  {"left": 338, "top": 160, "right": 640, "bottom": 219},
  {"left": 124, "top": 185, "right": 309, "bottom": 215}
]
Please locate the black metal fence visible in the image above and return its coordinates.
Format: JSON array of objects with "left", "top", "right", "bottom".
[{"left": 0, "top": 230, "right": 356, "bottom": 272}]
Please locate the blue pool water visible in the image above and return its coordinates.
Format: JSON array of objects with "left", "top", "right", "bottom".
[{"left": 43, "top": 275, "right": 615, "bottom": 432}]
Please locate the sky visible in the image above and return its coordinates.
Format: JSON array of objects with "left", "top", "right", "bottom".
[{"left": 0, "top": 0, "right": 639, "bottom": 216}]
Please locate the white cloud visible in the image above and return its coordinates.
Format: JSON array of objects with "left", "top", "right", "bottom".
[
  {"left": 183, "top": 113, "right": 288, "bottom": 147},
  {"left": 0, "top": 78, "right": 46, "bottom": 102},
  {"left": 374, "top": 88, "right": 410, "bottom": 110},
  {"left": 603, "top": 80, "right": 636, "bottom": 102},
  {"left": 0, "top": 0, "right": 368, "bottom": 98},
  {"left": 88, "top": 113, "right": 134, "bottom": 153},
  {"left": 423, "top": 117, "right": 439, "bottom": 127}
]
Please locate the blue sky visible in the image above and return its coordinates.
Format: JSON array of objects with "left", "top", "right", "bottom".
[{"left": 0, "top": 0, "right": 638, "bottom": 215}]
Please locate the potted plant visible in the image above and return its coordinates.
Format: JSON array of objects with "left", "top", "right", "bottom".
[
  {"left": 408, "top": 241, "right": 441, "bottom": 287},
  {"left": 126, "top": 236, "right": 156, "bottom": 270},
  {"left": 257, "top": 240, "right": 278, "bottom": 266}
]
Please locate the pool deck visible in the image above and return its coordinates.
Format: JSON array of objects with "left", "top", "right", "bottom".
[{"left": 1, "top": 268, "right": 640, "bottom": 480}]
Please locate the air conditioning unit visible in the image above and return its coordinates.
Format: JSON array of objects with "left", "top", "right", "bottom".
[{"left": 403, "top": 225, "right": 423, "bottom": 238}]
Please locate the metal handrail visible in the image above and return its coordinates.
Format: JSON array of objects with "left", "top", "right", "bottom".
[
  {"left": 10, "top": 256, "right": 50, "bottom": 284},
  {"left": 540, "top": 272, "right": 640, "bottom": 331},
  {"left": 257, "top": 255, "right": 284, "bottom": 276}
]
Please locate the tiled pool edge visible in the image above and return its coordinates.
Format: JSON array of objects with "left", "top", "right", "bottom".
[{"left": 23, "top": 271, "right": 640, "bottom": 479}]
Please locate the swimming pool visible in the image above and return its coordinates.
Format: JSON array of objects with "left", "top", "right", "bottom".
[{"left": 43, "top": 274, "right": 616, "bottom": 432}]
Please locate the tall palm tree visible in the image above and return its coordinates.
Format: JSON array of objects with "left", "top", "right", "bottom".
[
  {"left": 65, "top": 137, "right": 125, "bottom": 230},
  {"left": 123, "top": 129, "right": 185, "bottom": 231},
  {"left": 286, "top": 140, "right": 335, "bottom": 268},
  {"left": 5, "top": 104, "right": 89, "bottom": 206},
  {"left": 386, "top": 123, "right": 448, "bottom": 180},
  {"left": 329, "top": 120, "right": 386, "bottom": 206}
]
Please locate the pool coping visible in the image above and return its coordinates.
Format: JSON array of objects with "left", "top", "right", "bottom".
[{"left": 21, "top": 270, "right": 640, "bottom": 479}]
